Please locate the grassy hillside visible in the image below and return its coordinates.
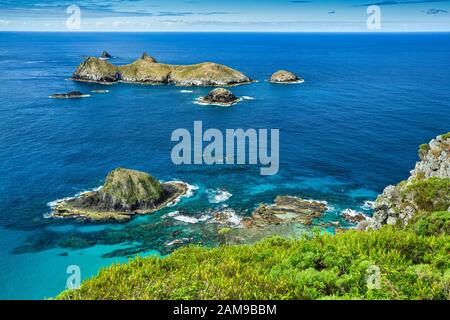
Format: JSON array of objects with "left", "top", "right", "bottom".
[{"left": 58, "top": 223, "right": 450, "bottom": 300}]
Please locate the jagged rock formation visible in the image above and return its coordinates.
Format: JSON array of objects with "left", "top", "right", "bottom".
[
  {"left": 197, "top": 88, "right": 240, "bottom": 106},
  {"left": 243, "top": 196, "right": 327, "bottom": 228},
  {"left": 369, "top": 133, "right": 450, "bottom": 230},
  {"left": 101, "top": 51, "right": 112, "bottom": 59},
  {"left": 269, "top": 70, "right": 304, "bottom": 83},
  {"left": 51, "top": 168, "right": 188, "bottom": 222},
  {"left": 72, "top": 53, "right": 252, "bottom": 86}
]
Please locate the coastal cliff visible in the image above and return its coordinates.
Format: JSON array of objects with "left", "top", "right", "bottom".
[
  {"left": 72, "top": 54, "right": 252, "bottom": 86},
  {"left": 369, "top": 133, "right": 450, "bottom": 230}
]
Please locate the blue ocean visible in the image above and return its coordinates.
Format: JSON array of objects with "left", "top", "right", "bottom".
[{"left": 0, "top": 32, "right": 449, "bottom": 299}]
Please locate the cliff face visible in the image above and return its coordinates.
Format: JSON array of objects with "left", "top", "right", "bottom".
[
  {"left": 72, "top": 57, "right": 120, "bottom": 82},
  {"left": 72, "top": 55, "right": 251, "bottom": 86},
  {"left": 369, "top": 133, "right": 450, "bottom": 230}
]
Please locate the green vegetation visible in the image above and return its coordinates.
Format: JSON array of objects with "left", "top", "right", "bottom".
[
  {"left": 74, "top": 57, "right": 119, "bottom": 81},
  {"left": 441, "top": 132, "right": 450, "bottom": 140},
  {"left": 58, "top": 226, "right": 449, "bottom": 300},
  {"left": 102, "top": 168, "right": 165, "bottom": 205},
  {"left": 419, "top": 143, "right": 430, "bottom": 160},
  {"left": 403, "top": 178, "right": 450, "bottom": 212},
  {"left": 408, "top": 211, "right": 450, "bottom": 236}
]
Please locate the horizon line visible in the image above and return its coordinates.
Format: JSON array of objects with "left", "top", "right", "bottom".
[{"left": 2, "top": 30, "right": 450, "bottom": 33}]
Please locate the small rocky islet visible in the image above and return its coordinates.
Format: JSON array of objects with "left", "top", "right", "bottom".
[
  {"left": 50, "top": 168, "right": 188, "bottom": 222},
  {"left": 49, "top": 91, "right": 89, "bottom": 99},
  {"left": 269, "top": 70, "right": 304, "bottom": 84},
  {"left": 197, "top": 88, "right": 241, "bottom": 106},
  {"left": 100, "top": 50, "right": 112, "bottom": 60}
]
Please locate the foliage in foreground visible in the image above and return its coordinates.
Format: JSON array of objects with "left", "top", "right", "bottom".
[{"left": 59, "top": 226, "right": 450, "bottom": 300}]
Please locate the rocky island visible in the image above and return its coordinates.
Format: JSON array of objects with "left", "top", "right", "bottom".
[
  {"left": 369, "top": 133, "right": 450, "bottom": 230},
  {"left": 197, "top": 88, "right": 240, "bottom": 106},
  {"left": 49, "top": 91, "right": 89, "bottom": 99},
  {"left": 100, "top": 51, "right": 112, "bottom": 60},
  {"left": 269, "top": 70, "right": 304, "bottom": 84},
  {"left": 72, "top": 52, "right": 252, "bottom": 87},
  {"left": 50, "top": 168, "right": 188, "bottom": 222}
]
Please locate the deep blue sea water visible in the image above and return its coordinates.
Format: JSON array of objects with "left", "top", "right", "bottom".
[{"left": 0, "top": 32, "right": 449, "bottom": 299}]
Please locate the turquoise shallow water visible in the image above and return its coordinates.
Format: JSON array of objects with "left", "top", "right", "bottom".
[{"left": 0, "top": 32, "right": 449, "bottom": 299}]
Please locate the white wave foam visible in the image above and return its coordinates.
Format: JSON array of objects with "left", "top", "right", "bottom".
[
  {"left": 193, "top": 97, "right": 242, "bottom": 106},
  {"left": 47, "top": 185, "right": 102, "bottom": 209},
  {"left": 242, "top": 96, "right": 255, "bottom": 100},
  {"left": 361, "top": 200, "right": 375, "bottom": 211},
  {"left": 166, "top": 237, "right": 193, "bottom": 247},
  {"left": 180, "top": 90, "right": 194, "bottom": 93},
  {"left": 209, "top": 208, "right": 243, "bottom": 227},
  {"left": 173, "top": 214, "right": 210, "bottom": 224},
  {"left": 165, "top": 181, "right": 199, "bottom": 206},
  {"left": 207, "top": 188, "right": 232, "bottom": 204},
  {"left": 341, "top": 209, "right": 365, "bottom": 217}
]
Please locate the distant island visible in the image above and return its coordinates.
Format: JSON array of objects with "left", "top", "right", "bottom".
[{"left": 71, "top": 52, "right": 252, "bottom": 87}]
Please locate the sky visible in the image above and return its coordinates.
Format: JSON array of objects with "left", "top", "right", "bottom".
[{"left": 0, "top": 0, "right": 449, "bottom": 32}]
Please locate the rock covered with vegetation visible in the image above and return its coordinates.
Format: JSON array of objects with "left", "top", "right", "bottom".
[
  {"left": 72, "top": 54, "right": 252, "bottom": 86},
  {"left": 269, "top": 70, "right": 304, "bottom": 83},
  {"left": 197, "top": 88, "right": 240, "bottom": 106},
  {"left": 369, "top": 133, "right": 450, "bottom": 230},
  {"left": 51, "top": 168, "right": 187, "bottom": 222}
]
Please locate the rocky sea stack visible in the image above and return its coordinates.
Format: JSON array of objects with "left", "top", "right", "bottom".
[
  {"left": 49, "top": 91, "right": 88, "bottom": 99},
  {"left": 269, "top": 70, "right": 304, "bottom": 84},
  {"left": 369, "top": 133, "right": 450, "bottom": 230},
  {"left": 72, "top": 53, "right": 251, "bottom": 86},
  {"left": 51, "top": 168, "right": 188, "bottom": 222},
  {"left": 197, "top": 88, "right": 240, "bottom": 106},
  {"left": 100, "top": 51, "right": 112, "bottom": 60}
]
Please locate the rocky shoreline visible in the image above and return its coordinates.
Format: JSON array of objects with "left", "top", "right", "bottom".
[{"left": 243, "top": 196, "right": 327, "bottom": 228}]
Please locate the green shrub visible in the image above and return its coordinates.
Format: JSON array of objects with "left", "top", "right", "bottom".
[
  {"left": 58, "top": 226, "right": 450, "bottom": 300},
  {"left": 441, "top": 132, "right": 450, "bottom": 140},
  {"left": 409, "top": 211, "right": 450, "bottom": 236},
  {"left": 403, "top": 178, "right": 450, "bottom": 212},
  {"left": 419, "top": 144, "right": 430, "bottom": 159}
]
